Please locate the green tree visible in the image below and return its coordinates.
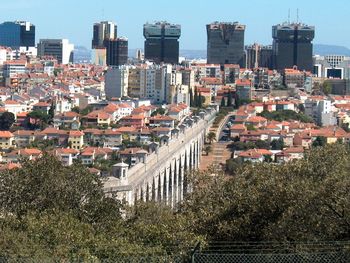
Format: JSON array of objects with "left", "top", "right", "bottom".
[
  {"left": 220, "top": 96, "right": 226, "bottom": 107},
  {"left": 183, "top": 144, "right": 350, "bottom": 242},
  {"left": 27, "top": 110, "right": 50, "bottom": 129},
  {"left": 270, "top": 138, "right": 285, "bottom": 150},
  {"left": 255, "top": 139, "right": 270, "bottom": 149},
  {"left": 189, "top": 87, "right": 194, "bottom": 107},
  {"left": 263, "top": 154, "right": 273, "bottom": 162},
  {"left": 226, "top": 158, "right": 243, "bottom": 174},
  {"left": 198, "top": 92, "right": 203, "bottom": 108},
  {"left": 312, "top": 136, "right": 327, "bottom": 147},
  {"left": 246, "top": 124, "right": 256, "bottom": 131},
  {"left": 48, "top": 102, "right": 55, "bottom": 120},
  {"left": 204, "top": 145, "right": 212, "bottom": 156},
  {"left": 298, "top": 104, "right": 305, "bottom": 113},
  {"left": 322, "top": 80, "right": 332, "bottom": 95},
  {"left": 341, "top": 122, "right": 350, "bottom": 132},
  {"left": 206, "top": 132, "right": 216, "bottom": 144},
  {"left": 80, "top": 105, "right": 94, "bottom": 116},
  {"left": 151, "top": 107, "right": 166, "bottom": 117},
  {"left": 71, "top": 106, "right": 80, "bottom": 114},
  {"left": 0, "top": 154, "right": 122, "bottom": 221},
  {"left": 258, "top": 110, "right": 313, "bottom": 123},
  {"left": 227, "top": 91, "right": 233, "bottom": 107},
  {"left": 0, "top": 112, "right": 15, "bottom": 130},
  {"left": 194, "top": 88, "right": 198, "bottom": 107},
  {"left": 229, "top": 141, "right": 248, "bottom": 151}
]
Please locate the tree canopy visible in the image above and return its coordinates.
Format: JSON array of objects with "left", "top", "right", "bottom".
[
  {"left": 1, "top": 144, "right": 350, "bottom": 260},
  {"left": 0, "top": 112, "right": 15, "bottom": 130},
  {"left": 258, "top": 109, "right": 314, "bottom": 123},
  {"left": 183, "top": 144, "right": 350, "bottom": 242}
]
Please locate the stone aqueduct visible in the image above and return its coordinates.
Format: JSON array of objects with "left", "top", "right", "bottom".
[{"left": 103, "top": 108, "right": 216, "bottom": 206}]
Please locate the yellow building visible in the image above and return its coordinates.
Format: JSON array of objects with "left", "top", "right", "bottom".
[
  {"left": 0, "top": 131, "right": 15, "bottom": 150},
  {"left": 68, "top": 130, "right": 84, "bottom": 150}
]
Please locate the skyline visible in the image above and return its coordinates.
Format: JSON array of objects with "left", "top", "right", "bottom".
[{"left": 0, "top": 0, "right": 349, "bottom": 50}]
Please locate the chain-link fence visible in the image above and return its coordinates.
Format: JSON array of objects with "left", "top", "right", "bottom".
[
  {"left": 1, "top": 241, "right": 350, "bottom": 262},
  {"left": 0, "top": 255, "right": 185, "bottom": 263},
  {"left": 191, "top": 241, "right": 350, "bottom": 263}
]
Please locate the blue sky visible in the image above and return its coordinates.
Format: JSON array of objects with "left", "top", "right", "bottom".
[{"left": 1, "top": 0, "right": 349, "bottom": 49}]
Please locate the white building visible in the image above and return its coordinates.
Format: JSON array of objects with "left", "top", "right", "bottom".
[
  {"left": 305, "top": 98, "right": 336, "bottom": 126},
  {"left": 3, "top": 60, "right": 26, "bottom": 78},
  {"left": 105, "top": 66, "right": 129, "bottom": 98}
]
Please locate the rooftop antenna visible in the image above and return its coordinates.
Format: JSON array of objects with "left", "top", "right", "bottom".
[{"left": 288, "top": 8, "right": 290, "bottom": 23}]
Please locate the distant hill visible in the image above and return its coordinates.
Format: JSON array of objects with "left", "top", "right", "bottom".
[
  {"left": 74, "top": 46, "right": 91, "bottom": 63},
  {"left": 313, "top": 44, "right": 350, "bottom": 56}
]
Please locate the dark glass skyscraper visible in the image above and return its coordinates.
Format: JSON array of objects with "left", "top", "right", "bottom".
[
  {"left": 143, "top": 22, "right": 181, "bottom": 64},
  {"left": 0, "top": 21, "right": 35, "bottom": 49},
  {"left": 206, "top": 22, "right": 245, "bottom": 67},
  {"left": 105, "top": 38, "right": 128, "bottom": 66},
  {"left": 92, "top": 21, "right": 117, "bottom": 49},
  {"left": 272, "top": 23, "right": 315, "bottom": 71}
]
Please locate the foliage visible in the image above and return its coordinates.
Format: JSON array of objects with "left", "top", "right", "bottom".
[
  {"left": 0, "top": 112, "right": 15, "bottom": 130},
  {"left": 254, "top": 139, "right": 270, "bottom": 149},
  {"left": 213, "top": 107, "right": 234, "bottom": 127},
  {"left": 227, "top": 91, "right": 233, "bottom": 107},
  {"left": 2, "top": 145, "right": 350, "bottom": 259},
  {"left": 28, "top": 138, "right": 59, "bottom": 150},
  {"left": 0, "top": 154, "right": 199, "bottom": 260},
  {"left": 206, "top": 132, "right": 216, "bottom": 144},
  {"left": 80, "top": 105, "right": 94, "bottom": 116},
  {"left": 220, "top": 96, "right": 226, "bottom": 107},
  {"left": 298, "top": 104, "right": 305, "bottom": 113},
  {"left": 246, "top": 124, "right": 256, "bottom": 131},
  {"left": 189, "top": 88, "right": 194, "bottom": 107},
  {"left": 229, "top": 140, "right": 269, "bottom": 151},
  {"left": 27, "top": 110, "right": 51, "bottom": 129},
  {"left": 198, "top": 92, "right": 203, "bottom": 108},
  {"left": 312, "top": 136, "right": 327, "bottom": 147},
  {"left": 151, "top": 107, "right": 166, "bottom": 117},
  {"left": 48, "top": 103, "right": 55, "bottom": 120},
  {"left": 258, "top": 110, "right": 314, "bottom": 123},
  {"left": 192, "top": 88, "right": 205, "bottom": 108},
  {"left": 71, "top": 106, "right": 80, "bottom": 114},
  {"left": 322, "top": 80, "right": 332, "bottom": 95},
  {"left": 194, "top": 87, "right": 199, "bottom": 107},
  {"left": 204, "top": 145, "right": 212, "bottom": 156},
  {"left": 183, "top": 144, "right": 350, "bottom": 242},
  {"left": 270, "top": 138, "right": 285, "bottom": 150},
  {"left": 341, "top": 122, "right": 350, "bottom": 133},
  {"left": 226, "top": 158, "right": 244, "bottom": 174},
  {"left": 234, "top": 93, "right": 252, "bottom": 109}
]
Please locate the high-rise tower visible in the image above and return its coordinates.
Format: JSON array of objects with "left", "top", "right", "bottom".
[
  {"left": 92, "top": 21, "right": 117, "bottom": 49},
  {"left": 143, "top": 22, "right": 181, "bottom": 64},
  {"left": 206, "top": 22, "right": 245, "bottom": 67},
  {"left": 272, "top": 23, "right": 315, "bottom": 71},
  {"left": 105, "top": 37, "right": 128, "bottom": 66},
  {"left": 0, "top": 21, "right": 35, "bottom": 49},
  {"left": 91, "top": 21, "right": 127, "bottom": 66}
]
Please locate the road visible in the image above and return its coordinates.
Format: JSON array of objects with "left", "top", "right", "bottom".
[{"left": 199, "top": 111, "right": 235, "bottom": 170}]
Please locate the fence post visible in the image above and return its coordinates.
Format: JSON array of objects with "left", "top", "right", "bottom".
[{"left": 191, "top": 242, "right": 201, "bottom": 263}]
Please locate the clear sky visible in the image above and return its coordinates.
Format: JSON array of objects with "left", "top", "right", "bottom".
[{"left": 1, "top": 0, "right": 349, "bottom": 50}]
